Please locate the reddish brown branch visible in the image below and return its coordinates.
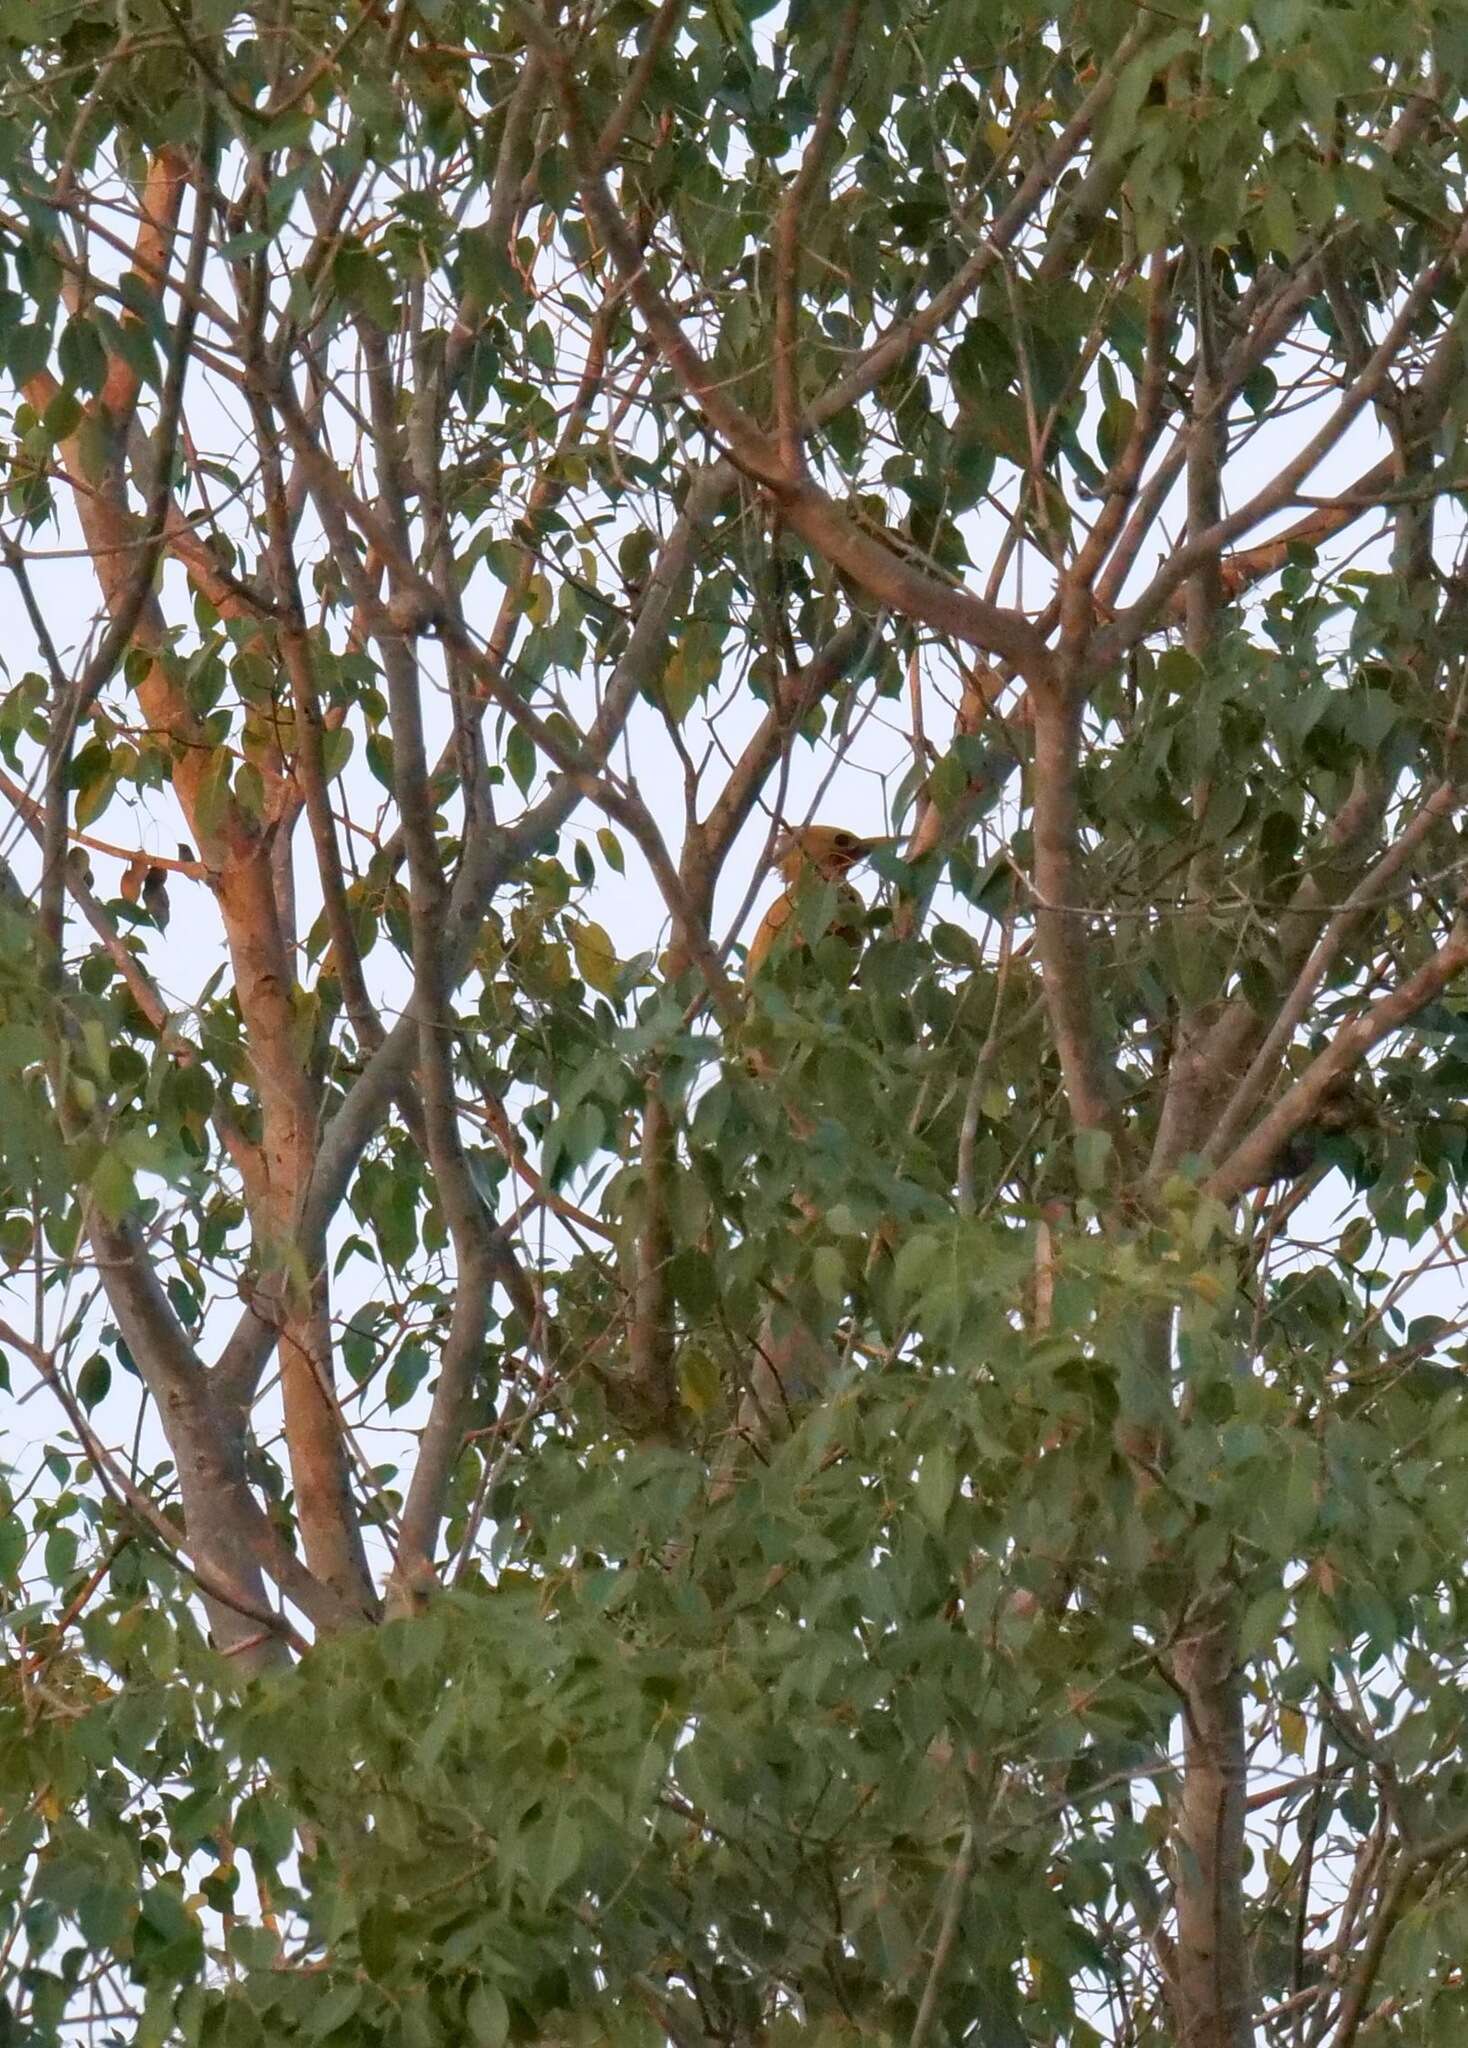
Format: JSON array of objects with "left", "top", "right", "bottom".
[
  {"left": 806, "top": 19, "right": 1157, "bottom": 430},
  {"left": 1029, "top": 687, "right": 1120, "bottom": 1138},
  {"left": 1171, "top": 1605, "right": 1252, "bottom": 2048},
  {"left": 771, "top": 0, "right": 864, "bottom": 474},
  {"left": 1207, "top": 914, "right": 1468, "bottom": 1204}
]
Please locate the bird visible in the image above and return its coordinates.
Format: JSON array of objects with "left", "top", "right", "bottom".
[
  {"left": 773, "top": 824, "right": 881, "bottom": 885},
  {"left": 745, "top": 826, "right": 883, "bottom": 977},
  {"left": 720, "top": 826, "right": 891, "bottom": 1459},
  {"left": 1241, "top": 1075, "right": 1380, "bottom": 1191},
  {"left": 120, "top": 853, "right": 148, "bottom": 907},
  {"left": 141, "top": 866, "right": 170, "bottom": 932},
  {"left": 729, "top": 827, "right": 887, "bottom": 1462}
]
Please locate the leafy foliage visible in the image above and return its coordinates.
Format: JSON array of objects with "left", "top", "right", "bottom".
[{"left": 3, "top": 0, "right": 1468, "bottom": 2042}]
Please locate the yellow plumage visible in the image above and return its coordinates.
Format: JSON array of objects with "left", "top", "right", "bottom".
[{"left": 745, "top": 826, "right": 881, "bottom": 977}]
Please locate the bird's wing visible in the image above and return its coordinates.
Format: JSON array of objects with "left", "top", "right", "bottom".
[
  {"left": 746, "top": 889, "right": 795, "bottom": 976},
  {"left": 747, "top": 880, "right": 869, "bottom": 976}
]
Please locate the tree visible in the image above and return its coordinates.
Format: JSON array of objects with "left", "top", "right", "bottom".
[{"left": 4, "top": 0, "right": 1468, "bottom": 2039}]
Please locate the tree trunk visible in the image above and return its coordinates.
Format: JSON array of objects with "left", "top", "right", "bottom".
[{"left": 1172, "top": 1601, "right": 1254, "bottom": 2048}]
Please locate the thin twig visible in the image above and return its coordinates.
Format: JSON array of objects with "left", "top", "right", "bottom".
[{"left": 909, "top": 1825, "right": 975, "bottom": 2048}]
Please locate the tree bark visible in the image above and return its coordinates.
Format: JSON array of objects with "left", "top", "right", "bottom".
[{"left": 1172, "top": 1602, "right": 1254, "bottom": 2048}]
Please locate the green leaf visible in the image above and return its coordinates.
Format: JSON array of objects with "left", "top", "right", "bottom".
[
  {"left": 572, "top": 919, "right": 618, "bottom": 994},
  {"left": 193, "top": 749, "right": 233, "bottom": 843},
  {"left": 220, "top": 229, "right": 272, "bottom": 260},
  {"left": 43, "top": 1523, "right": 77, "bottom": 1584},
  {"left": 333, "top": 244, "right": 398, "bottom": 330},
  {"left": 1293, "top": 1587, "right": 1336, "bottom": 1683},
  {"left": 670, "top": 1245, "right": 717, "bottom": 1316},
  {"left": 385, "top": 1339, "right": 431, "bottom": 1412},
  {"left": 322, "top": 726, "right": 354, "bottom": 780},
  {"left": 0, "top": 1514, "right": 25, "bottom": 1583},
  {"left": 506, "top": 724, "right": 537, "bottom": 795},
  {"left": 810, "top": 1245, "right": 845, "bottom": 1305},
  {"left": 537, "top": 1808, "right": 583, "bottom": 1901},
  {"left": 915, "top": 1444, "right": 956, "bottom": 1530},
  {"left": 42, "top": 383, "right": 82, "bottom": 442},
  {"left": 1073, "top": 1128, "right": 1114, "bottom": 1194},
  {"left": 358, "top": 1903, "right": 400, "bottom": 1982},
  {"left": 90, "top": 1151, "right": 138, "bottom": 1224},
  {"left": 466, "top": 1981, "right": 510, "bottom": 2046},
  {"left": 76, "top": 1354, "right": 110, "bottom": 1412}
]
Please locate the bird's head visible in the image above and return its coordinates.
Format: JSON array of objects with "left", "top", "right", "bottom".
[{"left": 772, "top": 825, "right": 888, "bottom": 883}]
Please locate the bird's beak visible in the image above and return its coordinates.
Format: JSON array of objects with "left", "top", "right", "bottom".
[
  {"left": 773, "top": 831, "right": 896, "bottom": 855},
  {"left": 770, "top": 828, "right": 898, "bottom": 880}
]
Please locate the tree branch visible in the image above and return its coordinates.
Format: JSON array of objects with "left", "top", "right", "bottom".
[
  {"left": 1206, "top": 782, "right": 1461, "bottom": 1168},
  {"left": 526, "top": 0, "right": 1053, "bottom": 675},
  {"left": 215, "top": 463, "right": 728, "bottom": 1412},
  {"left": 1096, "top": 221, "right": 1468, "bottom": 661},
  {"left": 772, "top": 0, "right": 864, "bottom": 474},
  {"left": 1207, "top": 913, "right": 1468, "bottom": 1205},
  {"left": 1029, "top": 686, "right": 1121, "bottom": 1137},
  {"left": 1327, "top": 1817, "right": 1468, "bottom": 2048},
  {"left": 807, "top": 19, "right": 1160, "bottom": 430}
]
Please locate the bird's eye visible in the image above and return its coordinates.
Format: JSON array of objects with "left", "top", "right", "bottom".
[{"left": 835, "top": 832, "right": 856, "bottom": 848}]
